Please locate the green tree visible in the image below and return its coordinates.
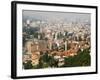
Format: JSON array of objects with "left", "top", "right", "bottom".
[
  {"left": 64, "top": 48, "right": 91, "bottom": 67},
  {"left": 23, "top": 60, "right": 33, "bottom": 69}
]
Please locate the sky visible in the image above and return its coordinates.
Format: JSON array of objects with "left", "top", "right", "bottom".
[{"left": 23, "top": 10, "right": 91, "bottom": 23}]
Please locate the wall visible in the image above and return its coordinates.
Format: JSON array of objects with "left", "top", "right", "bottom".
[{"left": 0, "top": 0, "right": 99, "bottom": 80}]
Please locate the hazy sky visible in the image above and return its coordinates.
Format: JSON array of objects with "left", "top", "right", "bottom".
[{"left": 23, "top": 10, "right": 91, "bottom": 23}]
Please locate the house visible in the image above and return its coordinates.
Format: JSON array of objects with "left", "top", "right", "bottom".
[{"left": 31, "top": 52, "right": 40, "bottom": 66}]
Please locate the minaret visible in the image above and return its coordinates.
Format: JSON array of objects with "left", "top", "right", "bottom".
[
  {"left": 49, "top": 41, "right": 52, "bottom": 50},
  {"left": 35, "top": 41, "right": 39, "bottom": 50},
  {"left": 55, "top": 32, "right": 58, "bottom": 40},
  {"left": 64, "top": 40, "right": 68, "bottom": 51}
]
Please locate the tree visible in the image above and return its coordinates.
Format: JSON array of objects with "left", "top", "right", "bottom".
[
  {"left": 23, "top": 60, "right": 33, "bottom": 69},
  {"left": 63, "top": 48, "right": 91, "bottom": 67}
]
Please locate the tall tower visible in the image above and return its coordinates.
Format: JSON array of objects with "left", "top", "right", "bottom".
[{"left": 64, "top": 40, "right": 68, "bottom": 51}]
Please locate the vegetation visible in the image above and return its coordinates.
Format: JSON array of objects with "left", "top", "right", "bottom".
[
  {"left": 23, "top": 60, "right": 33, "bottom": 69},
  {"left": 23, "top": 48, "right": 91, "bottom": 69},
  {"left": 63, "top": 48, "right": 91, "bottom": 67}
]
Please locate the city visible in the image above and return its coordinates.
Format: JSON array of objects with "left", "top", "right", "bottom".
[{"left": 22, "top": 11, "right": 91, "bottom": 69}]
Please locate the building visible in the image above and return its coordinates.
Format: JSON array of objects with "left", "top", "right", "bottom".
[{"left": 31, "top": 52, "right": 40, "bottom": 66}]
